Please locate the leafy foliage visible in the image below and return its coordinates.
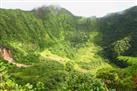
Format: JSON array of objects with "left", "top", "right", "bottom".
[
  {"left": 62, "top": 71, "right": 106, "bottom": 91},
  {"left": 0, "top": 60, "right": 35, "bottom": 90}
]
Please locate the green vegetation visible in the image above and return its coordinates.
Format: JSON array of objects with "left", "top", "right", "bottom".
[{"left": 0, "top": 5, "right": 137, "bottom": 90}]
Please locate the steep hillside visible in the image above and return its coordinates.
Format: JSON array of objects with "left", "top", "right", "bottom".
[{"left": 99, "top": 6, "right": 137, "bottom": 58}]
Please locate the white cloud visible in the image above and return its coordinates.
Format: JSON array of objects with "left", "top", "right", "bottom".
[{"left": 1, "top": 0, "right": 136, "bottom": 17}]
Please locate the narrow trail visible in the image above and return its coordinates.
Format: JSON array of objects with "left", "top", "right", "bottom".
[
  {"left": 40, "top": 50, "right": 69, "bottom": 64},
  {"left": 5, "top": 59, "right": 30, "bottom": 68},
  {"left": 43, "top": 56, "right": 67, "bottom": 64},
  {"left": 0, "top": 56, "right": 30, "bottom": 68}
]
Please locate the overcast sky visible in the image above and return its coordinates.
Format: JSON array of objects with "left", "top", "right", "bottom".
[{"left": 0, "top": 0, "right": 137, "bottom": 17}]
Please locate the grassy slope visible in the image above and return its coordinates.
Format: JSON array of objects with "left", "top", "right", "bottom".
[{"left": 74, "top": 43, "right": 111, "bottom": 74}]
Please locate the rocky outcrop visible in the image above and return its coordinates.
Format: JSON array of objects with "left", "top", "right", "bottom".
[{"left": 0, "top": 45, "right": 30, "bottom": 67}]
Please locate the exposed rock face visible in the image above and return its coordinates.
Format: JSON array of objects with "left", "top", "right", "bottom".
[
  {"left": 0, "top": 46, "right": 13, "bottom": 62},
  {"left": 0, "top": 45, "right": 30, "bottom": 68}
]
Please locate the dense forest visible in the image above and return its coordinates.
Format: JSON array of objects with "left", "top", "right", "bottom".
[{"left": 0, "top": 5, "right": 137, "bottom": 91}]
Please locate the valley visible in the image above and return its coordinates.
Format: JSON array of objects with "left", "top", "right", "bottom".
[{"left": 0, "top": 5, "right": 137, "bottom": 91}]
